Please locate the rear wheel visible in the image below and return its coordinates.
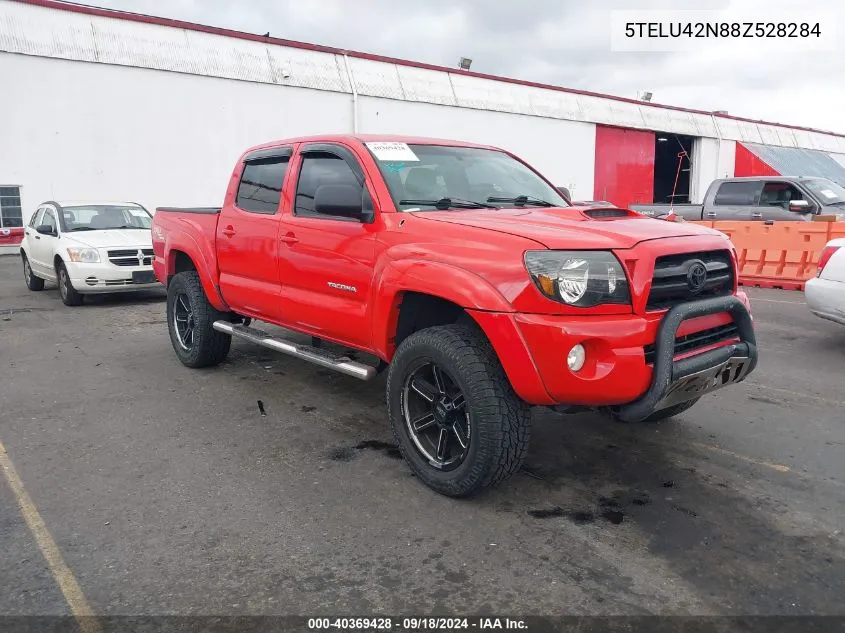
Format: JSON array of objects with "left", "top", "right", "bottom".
[
  {"left": 387, "top": 324, "right": 531, "bottom": 498},
  {"left": 166, "top": 271, "right": 231, "bottom": 368},
  {"left": 56, "top": 261, "right": 83, "bottom": 306},
  {"left": 22, "top": 253, "right": 44, "bottom": 291}
]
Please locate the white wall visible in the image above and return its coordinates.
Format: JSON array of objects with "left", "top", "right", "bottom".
[
  {"left": 690, "top": 138, "right": 736, "bottom": 203},
  {"left": 359, "top": 97, "right": 596, "bottom": 200},
  {"left": 0, "top": 54, "right": 352, "bottom": 223}
]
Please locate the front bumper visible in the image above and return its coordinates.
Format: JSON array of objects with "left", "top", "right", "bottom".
[
  {"left": 66, "top": 261, "right": 160, "bottom": 294},
  {"left": 470, "top": 295, "right": 757, "bottom": 420}
]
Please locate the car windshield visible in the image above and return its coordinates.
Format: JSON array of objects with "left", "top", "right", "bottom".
[
  {"left": 367, "top": 143, "right": 569, "bottom": 211},
  {"left": 59, "top": 205, "right": 152, "bottom": 231},
  {"left": 802, "top": 179, "right": 845, "bottom": 205}
]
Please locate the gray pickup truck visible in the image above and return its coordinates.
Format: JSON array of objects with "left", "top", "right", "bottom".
[{"left": 631, "top": 176, "right": 845, "bottom": 222}]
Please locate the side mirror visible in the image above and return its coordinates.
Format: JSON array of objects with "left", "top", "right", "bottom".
[
  {"left": 36, "top": 224, "right": 56, "bottom": 236},
  {"left": 314, "top": 184, "right": 373, "bottom": 222},
  {"left": 788, "top": 200, "right": 811, "bottom": 213}
]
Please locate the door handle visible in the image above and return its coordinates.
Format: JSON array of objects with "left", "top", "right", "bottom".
[
  {"left": 34, "top": 235, "right": 41, "bottom": 240},
  {"left": 222, "top": 225, "right": 236, "bottom": 237},
  {"left": 751, "top": 213, "right": 763, "bottom": 219},
  {"left": 705, "top": 211, "right": 717, "bottom": 218},
  {"left": 280, "top": 233, "right": 299, "bottom": 245}
]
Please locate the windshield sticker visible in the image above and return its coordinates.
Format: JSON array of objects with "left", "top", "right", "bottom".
[
  {"left": 820, "top": 189, "right": 837, "bottom": 199},
  {"left": 385, "top": 162, "right": 406, "bottom": 173},
  {"left": 366, "top": 142, "right": 420, "bottom": 162}
]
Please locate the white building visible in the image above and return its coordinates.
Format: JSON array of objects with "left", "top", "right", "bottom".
[{"left": 3, "top": 0, "right": 845, "bottom": 250}]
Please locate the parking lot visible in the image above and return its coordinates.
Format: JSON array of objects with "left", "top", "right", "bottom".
[{"left": 1, "top": 252, "right": 844, "bottom": 620}]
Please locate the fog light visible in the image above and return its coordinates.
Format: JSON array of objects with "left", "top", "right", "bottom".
[{"left": 567, "top": 344, "right": 586, "bottom": 372}]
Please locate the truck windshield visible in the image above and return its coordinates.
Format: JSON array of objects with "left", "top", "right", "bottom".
[
  {"left": 802, "top": 179, "right": 845, "bottom": 205},
  {"left": 59, "top": 205, "right": 153, "bottom": 232},
  {"left": 367, "top": 143, "right": 569, "bottom": 211}
]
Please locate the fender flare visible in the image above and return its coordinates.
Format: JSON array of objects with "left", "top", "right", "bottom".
[
  {"left": 163, "top": 229, "right": 228, "bottom": 312},
  {"left": 371, "top": 259, "right": 512, "bottom": 359}
]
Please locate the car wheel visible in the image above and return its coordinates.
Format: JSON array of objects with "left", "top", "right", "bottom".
[
  {"left": 387, "top": 324, "right": 531, "bottom": 498},
  {"left": 166, "top": 270, "right": 231, "bottom": 368},
  {"left": 56, "top": 261, "right": 83, "bottom": 306},
  {"left": 612, "top": 397, "right": 701, "bottom": 423},
  {"left": 22, "top": 253, "right": 44, "bottom": 291}
]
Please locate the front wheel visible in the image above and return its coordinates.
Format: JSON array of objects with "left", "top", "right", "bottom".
[
  {"left": 387, "top": 324, "right": 531, "bottom": 498},
  {"left": 56, "top": 261, "right": 83, "bottom": 306},
  {"left": 22, "top": 253, "right": 44, "bottom": 291},
  {"left": 166, "top": 270, "right": 231, "bottom": 368}
]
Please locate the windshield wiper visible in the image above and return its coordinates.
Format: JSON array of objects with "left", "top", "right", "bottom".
[
  {"left": 70, "top": 227, "right": 97, "bottom": 231},
  {"left": 487, "top": 195, "right": 557, "bottom": 207},
  {"left": 399, "top": 197, "right": 497, "bottom": 210}
]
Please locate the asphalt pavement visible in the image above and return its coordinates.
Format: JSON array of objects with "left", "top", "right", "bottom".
[{"left": 1, "top": 253, "right": 844, "bottom": 622}]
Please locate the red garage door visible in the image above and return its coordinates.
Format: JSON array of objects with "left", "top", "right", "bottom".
[{"left": 594, "top": 125, "right": 655, "bottom": 209}]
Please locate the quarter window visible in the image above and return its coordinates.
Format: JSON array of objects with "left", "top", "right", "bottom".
[{"left": 235, "top": 156, "right": 290, "bottom": 214}]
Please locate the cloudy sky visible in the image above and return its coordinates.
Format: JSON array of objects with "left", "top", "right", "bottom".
[{"left": 95, "top": 0, "right": 843, "bottom": 133}]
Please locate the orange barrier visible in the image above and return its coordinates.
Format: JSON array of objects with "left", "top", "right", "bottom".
[{"left": 689, "top": 220, "right": 845, "bottom": 291}]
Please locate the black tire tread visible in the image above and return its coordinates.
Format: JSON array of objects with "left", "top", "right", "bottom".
[
  {"left": 22, "top": 253, "right": 45, "bottom": 291},
  {"left": 167, "top": 271, "right": 231, "bottom": 368},
  {"left": 56, "top": 260, "right": 83, "bottom": 306},
  {"left": 387, "top": 324, "right": 531, "bottom": 497}
]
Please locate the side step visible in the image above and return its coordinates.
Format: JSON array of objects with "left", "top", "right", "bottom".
[{"left": 213, "top": 321, "right": 377, "bottom": 381}]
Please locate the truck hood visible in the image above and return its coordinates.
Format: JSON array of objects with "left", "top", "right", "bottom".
[
  {"left": 411, "top": 207, "right": 719, "bottom": 249},
  {"left": 62, "top": 229, "right": 153, "bottom": 249}
]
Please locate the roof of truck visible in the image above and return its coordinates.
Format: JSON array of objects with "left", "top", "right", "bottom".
[{"left": 247, "top": 135, "right": 500, "bottom": 152}]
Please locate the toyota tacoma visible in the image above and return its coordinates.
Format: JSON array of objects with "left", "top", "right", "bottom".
[{"left": 151, "top": 135, "right": 758, "bottom": 497}]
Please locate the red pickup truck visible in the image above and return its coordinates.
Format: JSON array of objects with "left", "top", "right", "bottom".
[{"left": 151, "top": 135, "right": 757, "bottom": 497}]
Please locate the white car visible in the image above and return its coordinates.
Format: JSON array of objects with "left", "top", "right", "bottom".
[
  {"left": 20, "top": 201, "right": 159, "bottom": 306},
  {"left": 805, "top": 238, "right": 845, "bottom": 325}
]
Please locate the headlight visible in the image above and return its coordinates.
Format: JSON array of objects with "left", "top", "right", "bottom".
[
  {"left": 524, "top": 250, "right": 630, "bottom": 307},
  {"left": 66, "top": 247, "right": 100, "bottom": 263}
]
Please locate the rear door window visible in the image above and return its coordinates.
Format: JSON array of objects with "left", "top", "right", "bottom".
[
  {"left": 713, "top": 181, "right": 761, "bottom": 206},
  {"left": 235, "top": 155, "right": 290, "bottom": 214}
]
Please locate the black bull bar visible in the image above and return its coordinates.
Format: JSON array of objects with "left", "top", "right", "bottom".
[{"left": 612, "top": 295, "right": 758, "bottom": 423}]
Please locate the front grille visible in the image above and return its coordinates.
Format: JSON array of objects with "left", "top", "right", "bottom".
[
  {"left": 644, "top": 323, "right": 739, "bottom": 365},
  {"left": 647, "top": 250, "right": 734, "bottom": 311},
  {"left": 108, "top": 248, "right": 153, "bottom": 267}
]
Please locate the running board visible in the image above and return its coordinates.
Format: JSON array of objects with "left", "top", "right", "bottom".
[{"left": 213, "top": 321, "right": 377, "bottom": 381}]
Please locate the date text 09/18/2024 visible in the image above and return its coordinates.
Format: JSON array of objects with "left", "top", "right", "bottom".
[{"left": 307, "top": 617, "right": 528, "bottom": 630}]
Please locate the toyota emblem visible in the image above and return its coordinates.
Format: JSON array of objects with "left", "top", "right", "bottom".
[{"left": 687, "top": 261, "right": 707, "bottom": 293}]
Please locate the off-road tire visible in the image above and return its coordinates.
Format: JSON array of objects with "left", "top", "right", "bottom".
[
  {"left": 387, "top": 324, "right": 531, "bottom": 497},
  {"left": 56, "top": 260, "right": 83, "bottom": 306},
  {"left": 613, "top": 397, "right": 701, "bottom": 423},
  {"left": 166, "top": 271, "right": 231, "bottom": 368},
  {"left": 22, "top": 253, "right": 44, "bottom": 291}
]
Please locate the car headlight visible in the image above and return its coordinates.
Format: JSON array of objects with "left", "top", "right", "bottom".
[
  {"left": 524, "top": 250, "right": 630, "bottom": 307},
  {"left": 66, "top": 247, "right": 100, "bottom": 263}
]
